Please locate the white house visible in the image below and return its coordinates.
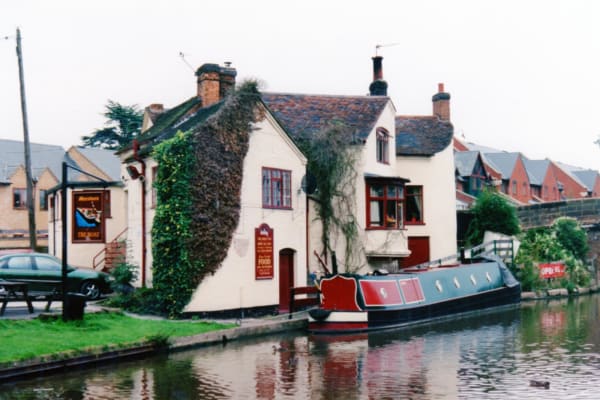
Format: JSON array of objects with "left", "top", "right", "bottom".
[
  {"left": 395, "top": 83, "right": 456, "bottom": 266},
  {"left": 120, "top": 63, "right": 307, "bottom": 315}
]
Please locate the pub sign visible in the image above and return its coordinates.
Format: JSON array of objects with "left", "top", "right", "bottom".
[
  {"left": 255, "top": 223, "right": 274, "bottom": 279},
  {"left": 72, "top": 191, "right": 105, "bottom": 243}
]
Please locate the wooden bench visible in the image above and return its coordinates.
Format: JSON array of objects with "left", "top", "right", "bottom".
[
  {"left": 0, "top": 281, "right": 34, "bottom": 315},
  {"left": 0, "top": 280, "right": 63, "bottom": 315},
  {"left": 29, "top": 288, "right": 62, "bottom": 311}
]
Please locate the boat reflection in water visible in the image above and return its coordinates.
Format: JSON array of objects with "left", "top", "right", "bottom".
[{"left": 6, "top": 296, "right": 600, "bottom": 399}]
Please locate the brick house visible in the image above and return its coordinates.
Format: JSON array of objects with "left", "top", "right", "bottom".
[{"left": 0, "top": 139, "right": 65, "bottom": 249}]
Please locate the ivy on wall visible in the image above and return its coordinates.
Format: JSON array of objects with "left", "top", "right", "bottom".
[
  {"left": 151, "top": 81, "right": 262, "bottom": 317},
  {"left": 152, "top": 130, "right": 198, "bottom": 317},
  {"left": 296, "top": 121, "right": 363, "bottom": 273}
]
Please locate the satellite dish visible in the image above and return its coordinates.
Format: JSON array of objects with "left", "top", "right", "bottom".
[{"left": 301, "top": 173, "right": 317, "bottom": 194}]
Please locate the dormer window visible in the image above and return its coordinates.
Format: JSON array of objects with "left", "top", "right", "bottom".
[{"left": 376, "top": 128, "right": 389, "bottom": 164}]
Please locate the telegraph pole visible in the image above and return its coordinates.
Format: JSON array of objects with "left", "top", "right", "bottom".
[{"left": 16, "top": 27, "right": 37, "bottom": 250}]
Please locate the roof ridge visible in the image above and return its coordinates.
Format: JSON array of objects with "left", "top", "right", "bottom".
[{"left": 263, "top": 92, "right": 389, "bottom": 101}]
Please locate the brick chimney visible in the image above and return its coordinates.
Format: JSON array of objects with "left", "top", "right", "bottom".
[
  {"left": 432, "top": 83, "right": 451, "bottom": 121},
  {"left": 369, "top": 56, "right": 388, "bottom": 96},
  {"left": 196, "top": 62, "right": 237, "bottom": 107}
]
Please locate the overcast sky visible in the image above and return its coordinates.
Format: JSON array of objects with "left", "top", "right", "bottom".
[{"left": 2, "top": 0, "right": 600, "bottom": 171}]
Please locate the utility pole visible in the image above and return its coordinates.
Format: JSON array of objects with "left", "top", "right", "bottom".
[{"left": 16, "top": 27, "right": 36, "bottom": 251}]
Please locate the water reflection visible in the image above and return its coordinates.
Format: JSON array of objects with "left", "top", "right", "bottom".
[{"left": 4, "top": 296, "right": 600, "bottom": 399}]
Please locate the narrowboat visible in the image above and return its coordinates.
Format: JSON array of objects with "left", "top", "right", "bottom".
[{"left": 308, "top": 256, "right": 521, "bottom": 334}]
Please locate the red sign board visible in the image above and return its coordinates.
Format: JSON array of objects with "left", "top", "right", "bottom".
[
  {"left": 539, "top": 262, "right": 566, "bottom": 279},
  {"left": 255, "top": 223, "right": 274, "bottom": 279}
]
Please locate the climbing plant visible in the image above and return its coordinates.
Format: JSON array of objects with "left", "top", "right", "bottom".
[
  {"left": 152, "top": 130, "right": 198, "bottom": 317},
  {"left": 296, "top": 121, "right": 363, "bottom": 272},
  {"left": 151, "top": 81, "right": 262, "bottom": 317}
]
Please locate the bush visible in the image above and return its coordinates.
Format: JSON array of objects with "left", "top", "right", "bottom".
[
  {"left": 110, "top": 263, "right": 138, "bottom": 295},
  {"left": 516, "top": 218, "right": 592, "bottom": 292},
  {"left": 466, "top": 189, "right": 520, "bottom": 245},
  {"left": 104, "top": 287, "right": 165, "bottom": 316},
  {"left": 552, "top": 217, "right": 589, "bottom": 260}
]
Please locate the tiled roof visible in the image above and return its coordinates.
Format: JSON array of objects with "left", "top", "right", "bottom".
[
  {"left": 571, "top": 169, "right": 599, "bottom": 191},
  {"left": 454, "top": 151, "right": 480, "bottom": 176},
  {"left": 482, "top": 152, "right": 521, "bottom": 179},
  {"left": 261, "top": 93, "right": 389, "bottom": 142},
  {"left": 134, "top": 97, "right": 221, "bottom": 157},
  {"left": 395, "top": 116, "right": 453, "bottom": 156},
  {"left": 0, "top": 139, "right": 66, "bottom": 183},
  {"left": 74, "top": 146, "right": 122, "bottom": 181},
  {"left": 523, "top": 159, "right": 550, "bottom": 186}
]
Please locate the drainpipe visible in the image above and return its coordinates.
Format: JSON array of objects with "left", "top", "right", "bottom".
[{"left": 132, "top": 140, "right": 147, "bottom": 287}]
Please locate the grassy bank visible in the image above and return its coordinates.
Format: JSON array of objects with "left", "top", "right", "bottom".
[{"left": 0, "top": 312, "right": 234, "bottom": 365}]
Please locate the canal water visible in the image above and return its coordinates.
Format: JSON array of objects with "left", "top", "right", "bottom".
[{"left": 3, "top": 295, "right": 600, "bottom": 399}]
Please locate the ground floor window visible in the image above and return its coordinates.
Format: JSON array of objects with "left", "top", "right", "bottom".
[{"left": 13, "top": 188, "right": 27, "bottom": 209}]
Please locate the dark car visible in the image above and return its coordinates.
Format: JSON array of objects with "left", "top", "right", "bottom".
[{"left": 0, "top": 252, "right": 113, "bottom": 300}]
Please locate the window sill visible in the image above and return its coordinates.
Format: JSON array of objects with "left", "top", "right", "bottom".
[
  {"left": 365, "top": 226, "right": 403, "bottom": 231},
  {"left": 262, "top": 206, "right": 293, "bottom": 210},
  {"left": 405, "top": 222, "right": 425, "bottom": 226}
]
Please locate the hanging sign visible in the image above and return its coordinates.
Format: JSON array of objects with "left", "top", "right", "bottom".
[
  {"left": 538, "top": 262, "right": 565, "bottom": 279},
  {"left": 255, "top": 223, "right": 274, "bottom": 279},
  {"left": 72, "top": 191, "right": 105, "bottom": 243}
]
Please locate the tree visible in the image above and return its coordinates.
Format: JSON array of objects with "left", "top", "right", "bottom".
[
  {"left": 82, "top": 100, "right": 143, "bottom": 149},
  {"left": 466, "top": 189, "right": 520, "bottom": 245}
]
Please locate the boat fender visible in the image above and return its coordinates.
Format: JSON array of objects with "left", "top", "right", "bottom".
[{"left": 309, "top": 308, "right": 332, "bottom": 321}]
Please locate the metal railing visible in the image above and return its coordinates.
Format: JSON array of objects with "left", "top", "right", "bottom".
[
  {"left": 407, "top": 239, "right": 515, "bottom": 271},
  {"left": 92, "top": 228, "right": 128, "bottom": 271}
]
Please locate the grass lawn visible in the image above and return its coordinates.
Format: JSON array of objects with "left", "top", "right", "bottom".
[{"left": 0, "top": 312, "right": 234, "bottom": 365}]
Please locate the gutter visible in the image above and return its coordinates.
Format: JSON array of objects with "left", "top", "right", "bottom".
[{"left": 131, "top": 140, "right": 147, "bottom": 288}]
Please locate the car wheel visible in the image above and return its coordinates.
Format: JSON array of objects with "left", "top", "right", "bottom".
[{"left": 80, "top": 280, "right": 101, "bottom": 300}]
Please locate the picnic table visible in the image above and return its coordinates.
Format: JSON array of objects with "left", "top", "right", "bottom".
[{"left": 0, "top": 280, "right": 34, "bottom": 315}]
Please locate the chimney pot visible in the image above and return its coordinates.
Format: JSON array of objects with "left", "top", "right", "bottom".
[
  {"left": 369, "top": 56, "right": 388, "bottom": 96},
  {"left": 196, "top": 62, "right": 237, "bottom": 107},
  {"left": 432, "top": 83, "right": 451, "bottom": 121}
]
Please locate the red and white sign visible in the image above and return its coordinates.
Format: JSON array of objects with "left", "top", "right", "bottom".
[
  {"left": 254, "top": 223, "right": 274, "bottom": 279},
  {"left": 539, "top": 262, "right": 566, "bottom": 279}
]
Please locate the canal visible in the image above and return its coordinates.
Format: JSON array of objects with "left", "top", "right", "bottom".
[{"left": 2, "top": 294, "right": 600, "bottom": 399}]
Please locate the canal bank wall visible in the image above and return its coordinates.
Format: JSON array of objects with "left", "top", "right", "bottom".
[{"left": 0, "top": 312, "right": 307, "bottom": 382}]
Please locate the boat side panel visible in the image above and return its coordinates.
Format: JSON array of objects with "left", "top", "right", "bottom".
[
  {"left": 319, "top": 275, "right": 362, "bottom": 311},
  {"left": 359, "top": 280, "right": 404, "bottom": 307}
]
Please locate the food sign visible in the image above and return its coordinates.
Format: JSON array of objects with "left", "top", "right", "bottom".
[
  {"left": 72, "top": 191, "right": 104, "bottom": 243},
  {"left": 255, "top": 223, "right": 274, "bottom": 279},
  {"left": 539, "top": 262, "right": 566, "bottom": 279}
]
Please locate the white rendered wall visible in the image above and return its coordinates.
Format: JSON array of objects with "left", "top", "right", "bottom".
[
  {"left": 308, "top": 101, "right": 409, "bottom": 275},
  {"left": 395, "top": 144, "right": 457, "bottom": 261},
  {"left": 184, "top": 114, "right": 307, "bottom": 312}
]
